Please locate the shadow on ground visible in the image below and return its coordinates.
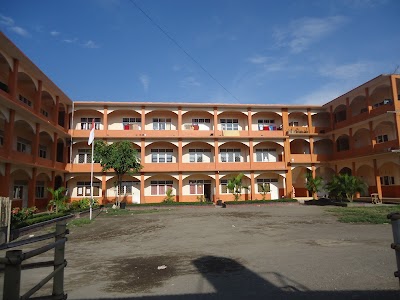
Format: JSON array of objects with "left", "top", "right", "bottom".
[{"left": 73, "top": 255, "right": 399, "bottom": 300}]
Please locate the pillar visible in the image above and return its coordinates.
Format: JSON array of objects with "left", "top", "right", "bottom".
[
  {"left": 309, "top": 137, "right": 314, "bottom": 162},
  {"left": 307, "top": 109, "right": 312, "bottom": 132},
  {"left": 4, "top": 109, "right": 15, "bottom": 158},
  {"left": 178, "top": 173, "right": 183, "bottom": 203},
  {"left": 329, "top": 105, "right": 334, "bottom": 130},
  {"left": 9, "top": 59, "right": 19, "bottom": 101},
  {"left": 33, "top": 123, "right": 40, "bottom": 164},
  {"left": 366, "top": 88, "right": 372, "bottom": 113},
  {"left": 103, "top": 106, "right": 108, "bottom": 131},
  {"left": 102, "top": 174, "right": 107, "bottom": 204},
  {"left": 64, "top": 105, "right": 69, "bottom": 131},
  {"left": 141, "top": 106, "right": 146, "bottom": 134},
  {"left": 141, "top": 139, "right": 145, "bottom": 165},
  {"left": 28, "top": 168, "right": 37, "bottom": 207},
  {"left": 52, "top": 133, "right": 58, "bottom": 167},
  {"left": 286, "top": 169, "right": 293, "bottom": 198},
  {"left": 54, "top": 96, "right": 60, "bottom": 125},
  {"left": 249, "top": 139, "right": 254, "bottom": 168},
  {"left": 140, "top": 173, "right": 145, "bottom": 204},
  {"left": 215, "top": 172, "right": 220, "bottom": 202},
  {"left": 349, "top": 128, "right": 354, "bottom": 151},
  {"left": 369, "top": 121, "right": 376, "bottom": 149},
  {"left": 178, "top": 107, "right": 182, "bottom": 135},
  {"left": 34, "top": 80, "right": 42, "bottom": 115},
  {"left": 247, "top": 108, "right": 252, "bottom": 135},
  {"left": 178, "top": 139, "right": 182, "bottom": 171},
  {"left": 213, "top": 107, "right": 218, "bottom": 136},
  {"left": 214, "top": 139, "right": 219, "bottom": 169},
  {"left": 0, "top": 163, "right": 11, "bottom": 197},
  {"left": 311, "top": 165, "right": 316, "bottom": 199},
  {"left": 374, "top": 159, "right": 382, "bottom": 199},
  {"left": 250, "top": 172, "right": 255, "bottom": 200}
]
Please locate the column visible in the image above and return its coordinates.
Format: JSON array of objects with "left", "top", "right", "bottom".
[
  {"left": 52, "top": 133, "right": 58, "bottom": 167},
  {"left": 34, "top": 80, "right": 42, "bottom": 115},
  {"left": 332, "top": 134, "right": 336, "bottom": 155},
  {"left": 250, "top": 172, "right": 255, "bottom": 200},
  {"left": 249, "top": 139, "right": 254, "bottom": 168},
  {"left": 374, "top": 159, "right": 382, "bottom": 199},
  {"left": 213, "top": 107, "right": 218, "bottom": 136},
  {"left": 214, "top": 140, "right": 219, "bottom": 169},
  {"left": 64, "top": 105, "right": 69, "bottom": 131},
  {"left": 178, "top": 173, "right": 183, "bottom": 203},
  {"left": 286, "top": 169, "right": 293, "bottom": 198},
  {"left": 4, "top": 109, "right": 15, "bottom": 158},
  {"left": 178, "top": 139, "right": 182, "bottom": 171},
  {"left": 178, "top": 107, "right": 182, "bottom": 135},
  {"left": 9, "top": 59, "right": 19, "bottom": 100},
  {"left": 247, "top": 108, "right": 252, "bottom": 135},
  {"left": 369, "top": 121, "right": 376, "bottom": 149},
  {"left": 33, "top": 123, "right": 40, "bottom": 164},
  {"left": 0, "top": 163, "right": 11, "bottom": 197},
  {"left": 329, "top": 105, "right": 334, "bottom": 130},
  {"left": 282, "top": 108, "right": 289, "bottom": 133},
  {"left": 215, "top": 172, "right": 220, "bottom": 202},
  {"left": 307, "top": 109, "right": 312, "bottom": 132},
  {"left": 141, "top": 106, "right": 146, "bottom": 135},
  {"left": 366, "top": 88, "right": 372, "bottom": 113},
  {"left": 140, "top": 173, "right": 145, "bottom": 204},
  {"left": 28, "top": 168, "right": 37, "bottom": 207},
  {"left": 54, "top": 96, "right": 60, "bottom": 125},
  {"left": 141, "top": 139, "right": 145, "bottom": 166},
  {"left": 102, "top": 174, "right": 107, "bottom": 205},
  {"left": 309, "top": 137, "right": 314, "bottom": 162},
  {"left": 311, "top": 165, "right": 316, "bottom": 199},
  {"left": 391, "top": 76, "right": 400, "bottom": 148},
  {"left": 103, "top": 106, "right": 108, "bottom": 132}
]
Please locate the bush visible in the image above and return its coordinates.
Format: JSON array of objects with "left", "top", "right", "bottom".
[
  {"left": 12, "top": 212, "right": 68, "bottom": 229},
  {"left": 11, "top": 207, "right": 38, "bottom": 228},
  {"left": 225, "top": 199, "right": 298, "bottom": 205}
]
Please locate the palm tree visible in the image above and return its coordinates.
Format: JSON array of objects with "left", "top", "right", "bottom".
[
  {"left": 227, "top": 173, "right": 245, "bottom": 201},
  {"left": 258, "top": 183, "right": 270, "bottom": 201},
  {"left": 326, "top": 174, "right": 367, "bottom": 202},
  {"left": 305, "top": 172, "right": 323, "bottom": 199},
  {"left": 47, "top": 187, "right": 68, "bottom": 213}
]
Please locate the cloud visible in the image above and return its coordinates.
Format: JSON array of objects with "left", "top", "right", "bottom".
[
  {"left": 319, "top": 62, "right": 373, "bottom": 80},
  {"left": 50, "top": 31, "right": 60, "bottom": 36},
  {"left": 63, "top": 38, "right": 78, "bottom": 44},
  {"left": 180, "top": 76, "right": 201, "bottom": 88},
  {"left": 83, "top": 40, "right": 100, "bottom": 49},
  {"left": 247, "top": 55, "right": 270, "bottom": 64},
  {"left": 0, "top": 14, "right": 30, "bottom": 37},
  {"left": 273, "top": 16, "right": 348, "bottom": 53},
  {"left": 296, "top": 83, "right": 346, "bottom": 105},
  {"left": 343, "top": 0, "right": 388, "bottom": 8},
  {"left": 139, "top": 74, "right": 150, "bottom": 92}
]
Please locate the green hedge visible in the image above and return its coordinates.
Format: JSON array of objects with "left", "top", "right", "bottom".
[
  {"left": 13, "top": 212, "right": 69, "bottom": 229},
  {"left": 224, "top": 199, "right": 298, "bottom": 205},
  {"left": 106, "top": 202, "right": 214, "bottom": 207}
]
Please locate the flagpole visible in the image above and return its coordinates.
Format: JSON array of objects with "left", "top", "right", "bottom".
[{"left": 90, "top": 139, "right": 94, "bottom": 220}]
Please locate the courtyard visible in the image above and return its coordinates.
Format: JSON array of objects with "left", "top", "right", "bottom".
[{"left": 2, "top": 204, "right": 400, "bottom": 299}]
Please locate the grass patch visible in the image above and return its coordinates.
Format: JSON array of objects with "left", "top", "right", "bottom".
[
  {"left": 225, "top": 199, "right": 298, "bottom": 205},
  {"left": 102, "top": 208, "right": 164, "bottom": 216},
  {"left": 106, "top": 202, "right": 214, "bottom": 208},
  {"left": 326, "top": 205, "right": 400, "bottom": 224},
  {"left": 68, "top": 218, "right": 92, "bottom": 227}
]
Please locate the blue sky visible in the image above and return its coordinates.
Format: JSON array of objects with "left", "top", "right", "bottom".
[{"left": 1, "top": 0, "right": 399, "bottom": 105}]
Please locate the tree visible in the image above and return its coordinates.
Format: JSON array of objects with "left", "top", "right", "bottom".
[
  {"left": 326, "top": 174, "right": 367, "bottom": 202},
  {"left": 163, "top": 188, "right": 175, "bottom": 203},
  {"left": 305, "top": 172, "right": 323, "bottom": 199},
  {"left": 258, "top": 182, "right": 270, "bottom": 201},
  {"left": 47, "top": 187, "right": 68, "bottom": 213},
  {"left": 227, "top": 173, "right": 246, "bottom": 201},
  {"left": 94, "top": 140, "right": 142, "bottom": 207}
]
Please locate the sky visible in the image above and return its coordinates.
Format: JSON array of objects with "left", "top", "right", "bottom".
[{"left": 1, "top": 0, "right": 399, "bottom": 105}]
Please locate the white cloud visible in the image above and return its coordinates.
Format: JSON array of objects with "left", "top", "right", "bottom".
[
  {"left": 247, "top": 55, "right": 270, "bottom": 64},
  {"left": 319, "top": 62, "right": 373, "bottom": 80},
  {"left": 343, "top": 0, "right": 388, "bottom": 8},
  {"left": 83, "top": 40, "right": 100, "bottom": 49},
  {"left": 180, "top": 76, "right": 201, "bottom": 88},
  {"left": 139, "top": 74, "right": 150, "bottom": 92},
  {"left": 273, "top": 16, "right": 348, "bottom": 53},
  {"left": 0, "top": 14, "right": 30, "bottom": 37},
  {"left": 50, "top": 31, "right": 60, "bottom": 36},
  {"left": 296, "top": 84, "right": 345, "bottom": 105},
  {"left": 63, "top": 38, "right": 78, "bottom": 44}
]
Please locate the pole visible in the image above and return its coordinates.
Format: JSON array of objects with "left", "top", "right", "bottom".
[
  {"left": 52, "top": 221, "right": 66, "bottom": 298},
  {"left": 90, "top": 139, "right": 94, "bottom": 221},
  {"left": 388, "top": 212, "right": 400, "bottom": 287},
  {"left": 3, "top": 250, "right": 22, "bottom": 300}
]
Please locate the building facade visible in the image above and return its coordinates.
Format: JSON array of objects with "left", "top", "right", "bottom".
[{"left": 1, "top": 33, "right": 400, "bottom": 207}]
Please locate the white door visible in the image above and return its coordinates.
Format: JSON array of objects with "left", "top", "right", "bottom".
[
  {"left": 132, "top": 182, "right": 141, "bottom": 204},
  {"left": 270, "top": 183, "right": 279, "bottom": 200}
]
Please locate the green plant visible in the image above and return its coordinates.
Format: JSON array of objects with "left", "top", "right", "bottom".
[
  {"left": 70, "top": 198, "right": 92, "bottom": 211},
  {"left": 326, "top": 174, "right": 367, "bottom": 202},
  {"left": 305, "top": 172, "right": 323, "bottom": 199},
  {"left": 163, "top": 188, "right": 175, "bottom": 203},
  {"left": 227, "top": 173, "right": 246, "bottom": 201},
  {"left": 258, "top": 183, "right": 270, "bottom": 201},
  {"left": 197, "top": 195, "right": 206, "bottom": 202},
  {"left": 11, "top": 207, "right": 38, "bottom": 228},
  {"left": 47, "top": 187, "right": 69, "bottom": 213}
]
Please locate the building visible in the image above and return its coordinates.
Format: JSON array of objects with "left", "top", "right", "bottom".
[{"left": 1, "top": 32, "right": 400, "bottom": 207}]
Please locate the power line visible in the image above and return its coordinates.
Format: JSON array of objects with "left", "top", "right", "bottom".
[{"left": 128, "top": 0, "right": 241, "bottom": 103}]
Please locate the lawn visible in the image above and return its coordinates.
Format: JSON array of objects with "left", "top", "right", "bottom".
[{"left": 326, "top": 205, "right": 400, "bottom": 224}]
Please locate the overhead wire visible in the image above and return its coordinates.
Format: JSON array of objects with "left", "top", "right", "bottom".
[{"left": 128, "top": 0, "right": 241, "bottom": 103}]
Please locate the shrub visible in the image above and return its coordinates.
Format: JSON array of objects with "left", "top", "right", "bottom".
[
  {"left": 163, "top": 188, "right": 175, "bottom": 203},
  {"left": 11, "top": 207, "right": 38, "bottom": 228}
]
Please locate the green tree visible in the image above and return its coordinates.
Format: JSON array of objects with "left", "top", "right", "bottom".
[
  {"left": 94, "top": 140, "right": 142, "bottom": 207},
  {"left": 305, "top": 172, "right": 323, "bottom": 199},
  {"left": 326, "top": 174, "right": 367, "bottom": 202},
  {"left": 163, "top": 188, "right": 175, "bottom": 203},
  {"left": 47, "top": 187, "right": 68, "bottom": 213},
  {"left": 258, "top": 182, "right": 270, "bottom": 201},
  {"left": 227, "top": 173, "right": 246, "bottom": 201}
]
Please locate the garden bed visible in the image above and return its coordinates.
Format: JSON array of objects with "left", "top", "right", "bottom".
[
  {"left": 224, "top": 199, "right": 298, "bottom": 205},
  {"left": 304, "top": 198, "right": 347, "bottom": 207}
]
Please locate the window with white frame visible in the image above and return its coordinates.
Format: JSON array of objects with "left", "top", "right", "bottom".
[
  {"left": 380, "top": 176, "right": 395, "bottom": 186},
  {"left": 192, "top": 118, "right": 211, "bottom": 125},
  {"left": 0, "top": 130, "right": 3, "bottom": 146},
  {"left": 189, "top": 180, "right": 211, "bottom": 194},
  {"left": 80, "top": 118, "right": 101, "bottom": 130},
  {"left": 220, "top": 149, "right": 241, "bottom": 162},
  {"left": 39, "top": 145, "right": 47, "bottom": 158},
  {"left": 189, "top": 149, "right": 211, "bottom": 162},
  {"left": 19, "top": 94, "right": 32, "bottom": 107},
  {"left": 17, "top": 137, "right": 31, "bottom": 153},
  {"left": 376, "top": 134, "right": 389, "bottom": 143},
  {"left": 122, "top": 117, "right": 141, "bottom": 130},
  {"left": 151, "top": 180, "right": 173, "bottom": 195},
  {"left": 258, "top": 119, "right": 275, "bottom": 130},
  {"left": 256, "top": 149, "right": 277, "bottom": 162},
  {"left": 220, "top": 180, "right": 228, "bottom": 193},
  {"left": 289, "top": 121, "right": 299, "bottom": 126},
  {"left": 151, "top": 149, "right": 173, "bottom": 163},
  {"left": 153, "top": 118, "right": 171, "bottom": 130},
  {"left": 77, "top": 181, "right": 100, "bottom": 197},
  {"left": 13, "top": 181, "right": 27, "bottom": 199},
  {"left": 117, "top": 181, "right": 134, "bottom": 195},
  {"left": 78, "top": 149, "right": 92, "bottom": 163},
  {"left": 257, "top": 178, "right": 278, "bottom": 193},
  {"left": 35, "top": 181, "right": 45, "bottom": 198},
  {"left": 220, "top": 119, "right": 239, "bottom": 130}
]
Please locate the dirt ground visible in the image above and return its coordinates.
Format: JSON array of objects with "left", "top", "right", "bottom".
[{"left": 1, "top": 204, "right": 400, "bottom": 299}]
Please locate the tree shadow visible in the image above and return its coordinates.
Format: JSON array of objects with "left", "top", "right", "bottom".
[{"left": 73, "top": 255, "right": 399, "bottom": 300}]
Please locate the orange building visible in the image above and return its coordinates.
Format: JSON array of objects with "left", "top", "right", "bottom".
[{"left": 1, "top": 32, "right": 400, "bottom": 207}]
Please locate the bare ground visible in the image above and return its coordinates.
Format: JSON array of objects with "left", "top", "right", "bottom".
[{"left": 1, "top": 204, "right": 399, "bottom": 299}]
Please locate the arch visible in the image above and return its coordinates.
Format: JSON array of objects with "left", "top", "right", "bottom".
[
  {"left": 66, "top": 174, "right": 101, "bottom": 198},
  {"left": 183, "top": 174, "right": 215, "bottom": 202},
  {"left": 182, "top": 110, "right": 213, "bottom": 131},
  {"left": 219, "top": 141, "right": 250, "bottom": 162},
  {"left": 314, "top": 139, "right": 333, "bottom": 154},
  {"left": 14, "top": 118, "right": 35, "bottom": 133},
  {"left": 11, "top": 168, "right": 31, "bottom": 179},
  {"left": 218, "top": 111, "right": 248, "bottom": 131},
  {"left": 339, "top": 167, "right": 352, "bottom": 175},
  {"left": 182, "top": 141, "right": 214, "bottom": 163},
  {"left": 145, "top": 141, "right": 178, "bottom": 164},
  {"left": 349, "top": 95, "right": 367, "bottom": 116},
  {"left": 0, "top": 51, "right": 11, "bottom": 93},
  {"left": 290, "top": 139, "right": 310, "bottom": 154},
  {"left": 17, "top": 72, "right": 37, "bottom": 108},
  {"left": 353, "top": 128, "right": 371, "bottom": 148},
  {"left": 73, "top": 109, "right": 104, "bottom": 130},
  {"left": 145, "top": 174, "right": 178, "bottom": 201},
  {"left": 336, "top": 134, "right": 350, "bottom": 152},
  {"left": 315, "top": 166, "right": 335, "bottom": 197},
  {"left": 356, "top": 165, "right": 375, "bottom": 196},
  {"left": 378, "top": 162, "right": 400, "bottom": 198},
  {"left": 292, "top": 166, "right": 309, "bottom": 197},
  {"left": 333, "top": 104, "right": 347, "bottom": 123},
  {"left": 253, "top": 141, "right": 284, "bottom": 162},
  {"left": 40, "top": 90, "right": 55, "bottom": 120},
  {"left": 312, "top": 112, "right": 330, "bottom": 129},
  {"left": 57, "top": 103, "right": 66, "bottom": 127},
  {"left": 373, "top": 121, "right": 396, "bottom": 142},
  {"left": 39, "top": 129, "right": 54, "bottom": 142},
  {"left": 252, "top": 111, "right": 282, "bottom": 131},
  {"left": 370, "top": 84, "right": 391, "bottom": 99},
  {"left": 108, "top": 109, "right": 142, "bottom": 130},
  {"left": 288, "top": 111, "right": 308, "bottom": 127},
  {"left": 255, "top": 172, "right": 285, "bottom": 199},
  {"left": 145, "top": 110, "right": 178, "bottom": 130},
  {"left": 38, "top": 131, "right": 53, "bottom": 160},
  {"left": 56, "top": 138, "right": 65, "bottom": 163}
]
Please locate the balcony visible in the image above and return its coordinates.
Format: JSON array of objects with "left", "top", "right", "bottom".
[
  {"left": 180, "top": 162, "right": 216, "bottom": 172},
  {"left": 181, "top": 124, "right": 214, "bottom": 137},
  {"left": 286, "top": 126, "right": 314, "bottom": 135},
  {"left": 289, "top": 154, "right": 312, "bottom": 163},
  {"left": 251, "top": 161, "right": 286, "bottom": 170}
]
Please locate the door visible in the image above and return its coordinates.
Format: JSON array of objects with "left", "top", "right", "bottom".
[
  {"left": 204, "top": 184, "right": 212, "bottom": 202},
  {"left": 132, "top": 182, "right": 141, "bottom": 204},
  {"left": 270, "top": 182, "right": 279, "bottom": 200}
]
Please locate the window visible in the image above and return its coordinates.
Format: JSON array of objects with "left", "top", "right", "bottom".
[
  {"left": 0, "top": 130, "right": 3, "bottom": 146},
  {"left": 380, "top": 176, "right": 395, "bottom": 186},
  {"left": 220, "top": 149, "right": 241, "bottom": 162},
  {"left": 189, "top": 180, "right": 211, "bottom": 194},
  {"left": 256, "top": 149, "right": 277, "bottom": 162},
  {"left": 258, "top": 119, "right": 275, "bottom": 124},
  {"left": 189, "top": 149, "right": 211, "bottom": 162},
  {"left": 77, "top": 181, "right": 100, "bottom": 196},
  {"left": 78, "top": 149, "right": 92, "bottom": 163},
  {"left": 151, "top": 180, "right": 173, "bottom": 195},
  {"left": 151, "top": 149, "right": 173, "bottom": 163},
  {"left": 0, "top": 81, "right": 9, "bottom": 93},
  {"left": 122, "top": 118, "right": 141, "bottom": 130},
  {"left": 376, "top": 134, "right": 389, "bottom": 143},
  {"left": 289, "top": 121, "right": 299, "bottom": 126},
  {"left": 19, "top": 94, "right": 32, "bottom": 107},
  {"left": 220, "top": 180, "right": 228, "bottom": 194},
  {"left": 35, "top": 181, "right": 45, "bottom": 198},
  {"left": 17, "top": 138, "right": 31, "bottom": 153},
  {"left": 192, "top": 118, "right": 211, "bottom": 125},
  {"left": 220, "top": 119, "right": 239, "bottom": 130},
  {"left": 39, "top": 145, "right": 47, "bottom": 158},
  {"left": 257, "top": 178, "right": 278, "bottom": 193},
  {"left": 40, "top": 108, "right": 49, "bottom": 118},
  {"left": 153, "top": 118, "right": 171, "bottom": 130},
  {"left": 117, "top": 181, "right": 134, "bottom": 195},
  {"left": 13, "top": 185, "right": 23, "bottom": 199},
  {"left": 80, "top": 118, "right": 101, "bottom": 130}
]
